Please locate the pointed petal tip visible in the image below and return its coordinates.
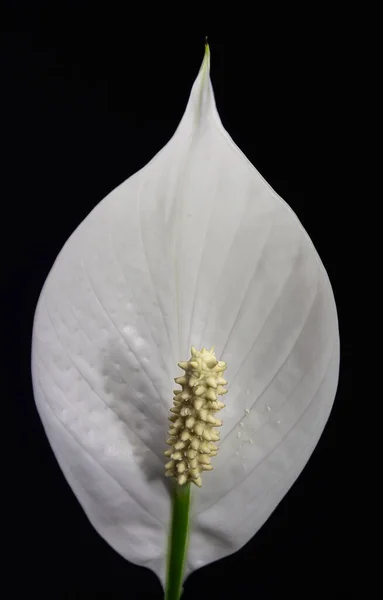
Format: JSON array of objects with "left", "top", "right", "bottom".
[{"left": 200, "top": 40, "right": 210, "bottom": 76}]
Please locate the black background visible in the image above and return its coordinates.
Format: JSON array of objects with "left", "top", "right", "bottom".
[{"left": 2, "top": 5, "right": 350, "bottom": 599}]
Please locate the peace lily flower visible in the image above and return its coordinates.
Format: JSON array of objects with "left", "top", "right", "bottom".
[{"left": 31, "top": 43, "right": 339, "bottom": 596}]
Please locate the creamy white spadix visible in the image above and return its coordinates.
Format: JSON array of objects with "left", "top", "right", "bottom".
[
  {"left": 165, "top": 346, "right": 227, "bottom": 487},
  {"left": 31, "top": 46, "right": 339, "bottom": 588}
]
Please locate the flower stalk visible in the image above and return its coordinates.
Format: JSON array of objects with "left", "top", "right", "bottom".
[{"left": 165, "top": 482, "right": 191, "bottom": 600}]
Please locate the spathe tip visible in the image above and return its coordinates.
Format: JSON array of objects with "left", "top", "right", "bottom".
[{"left": 204, "top": 36, "right": 210, "bottom": 57}]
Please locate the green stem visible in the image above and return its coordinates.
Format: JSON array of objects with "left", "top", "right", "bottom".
[{"left": 165, "top": 483, "right": 191, "bottom": 600}]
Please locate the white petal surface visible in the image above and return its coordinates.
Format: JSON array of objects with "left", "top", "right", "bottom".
[{"left": 32, "top": 49, "right": 339, "bottom": 585}]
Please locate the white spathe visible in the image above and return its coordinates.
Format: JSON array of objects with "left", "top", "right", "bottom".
[{"left": 31, "top": 48, "right": 339, "bottom": 587}]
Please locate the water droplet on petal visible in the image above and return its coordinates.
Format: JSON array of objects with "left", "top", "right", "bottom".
[
  {"left": 244, "top": 407, "right": 250, "bottom": 415},
  {"left": 267, "top": 405, "right": 271, "bottom": 412},
  {"left": 277, "top": 420, "right": 281, "bottom": 425},
  {"left": 249, "top": 438, "right": 253, "bottom": 444},
  {"left": 237, "top": 431, "right": 242, "bottom": 439},
  {"left": 239, "top": 422, "right": 244, "bottom": 428}
]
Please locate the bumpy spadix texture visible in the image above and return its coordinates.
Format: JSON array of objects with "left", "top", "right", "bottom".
[
  {"left": 165, "top": 347, "right": 227, "bottom": 486},
  {"left": 31, "top": 46, "right": 339, "bottom": 588}
]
